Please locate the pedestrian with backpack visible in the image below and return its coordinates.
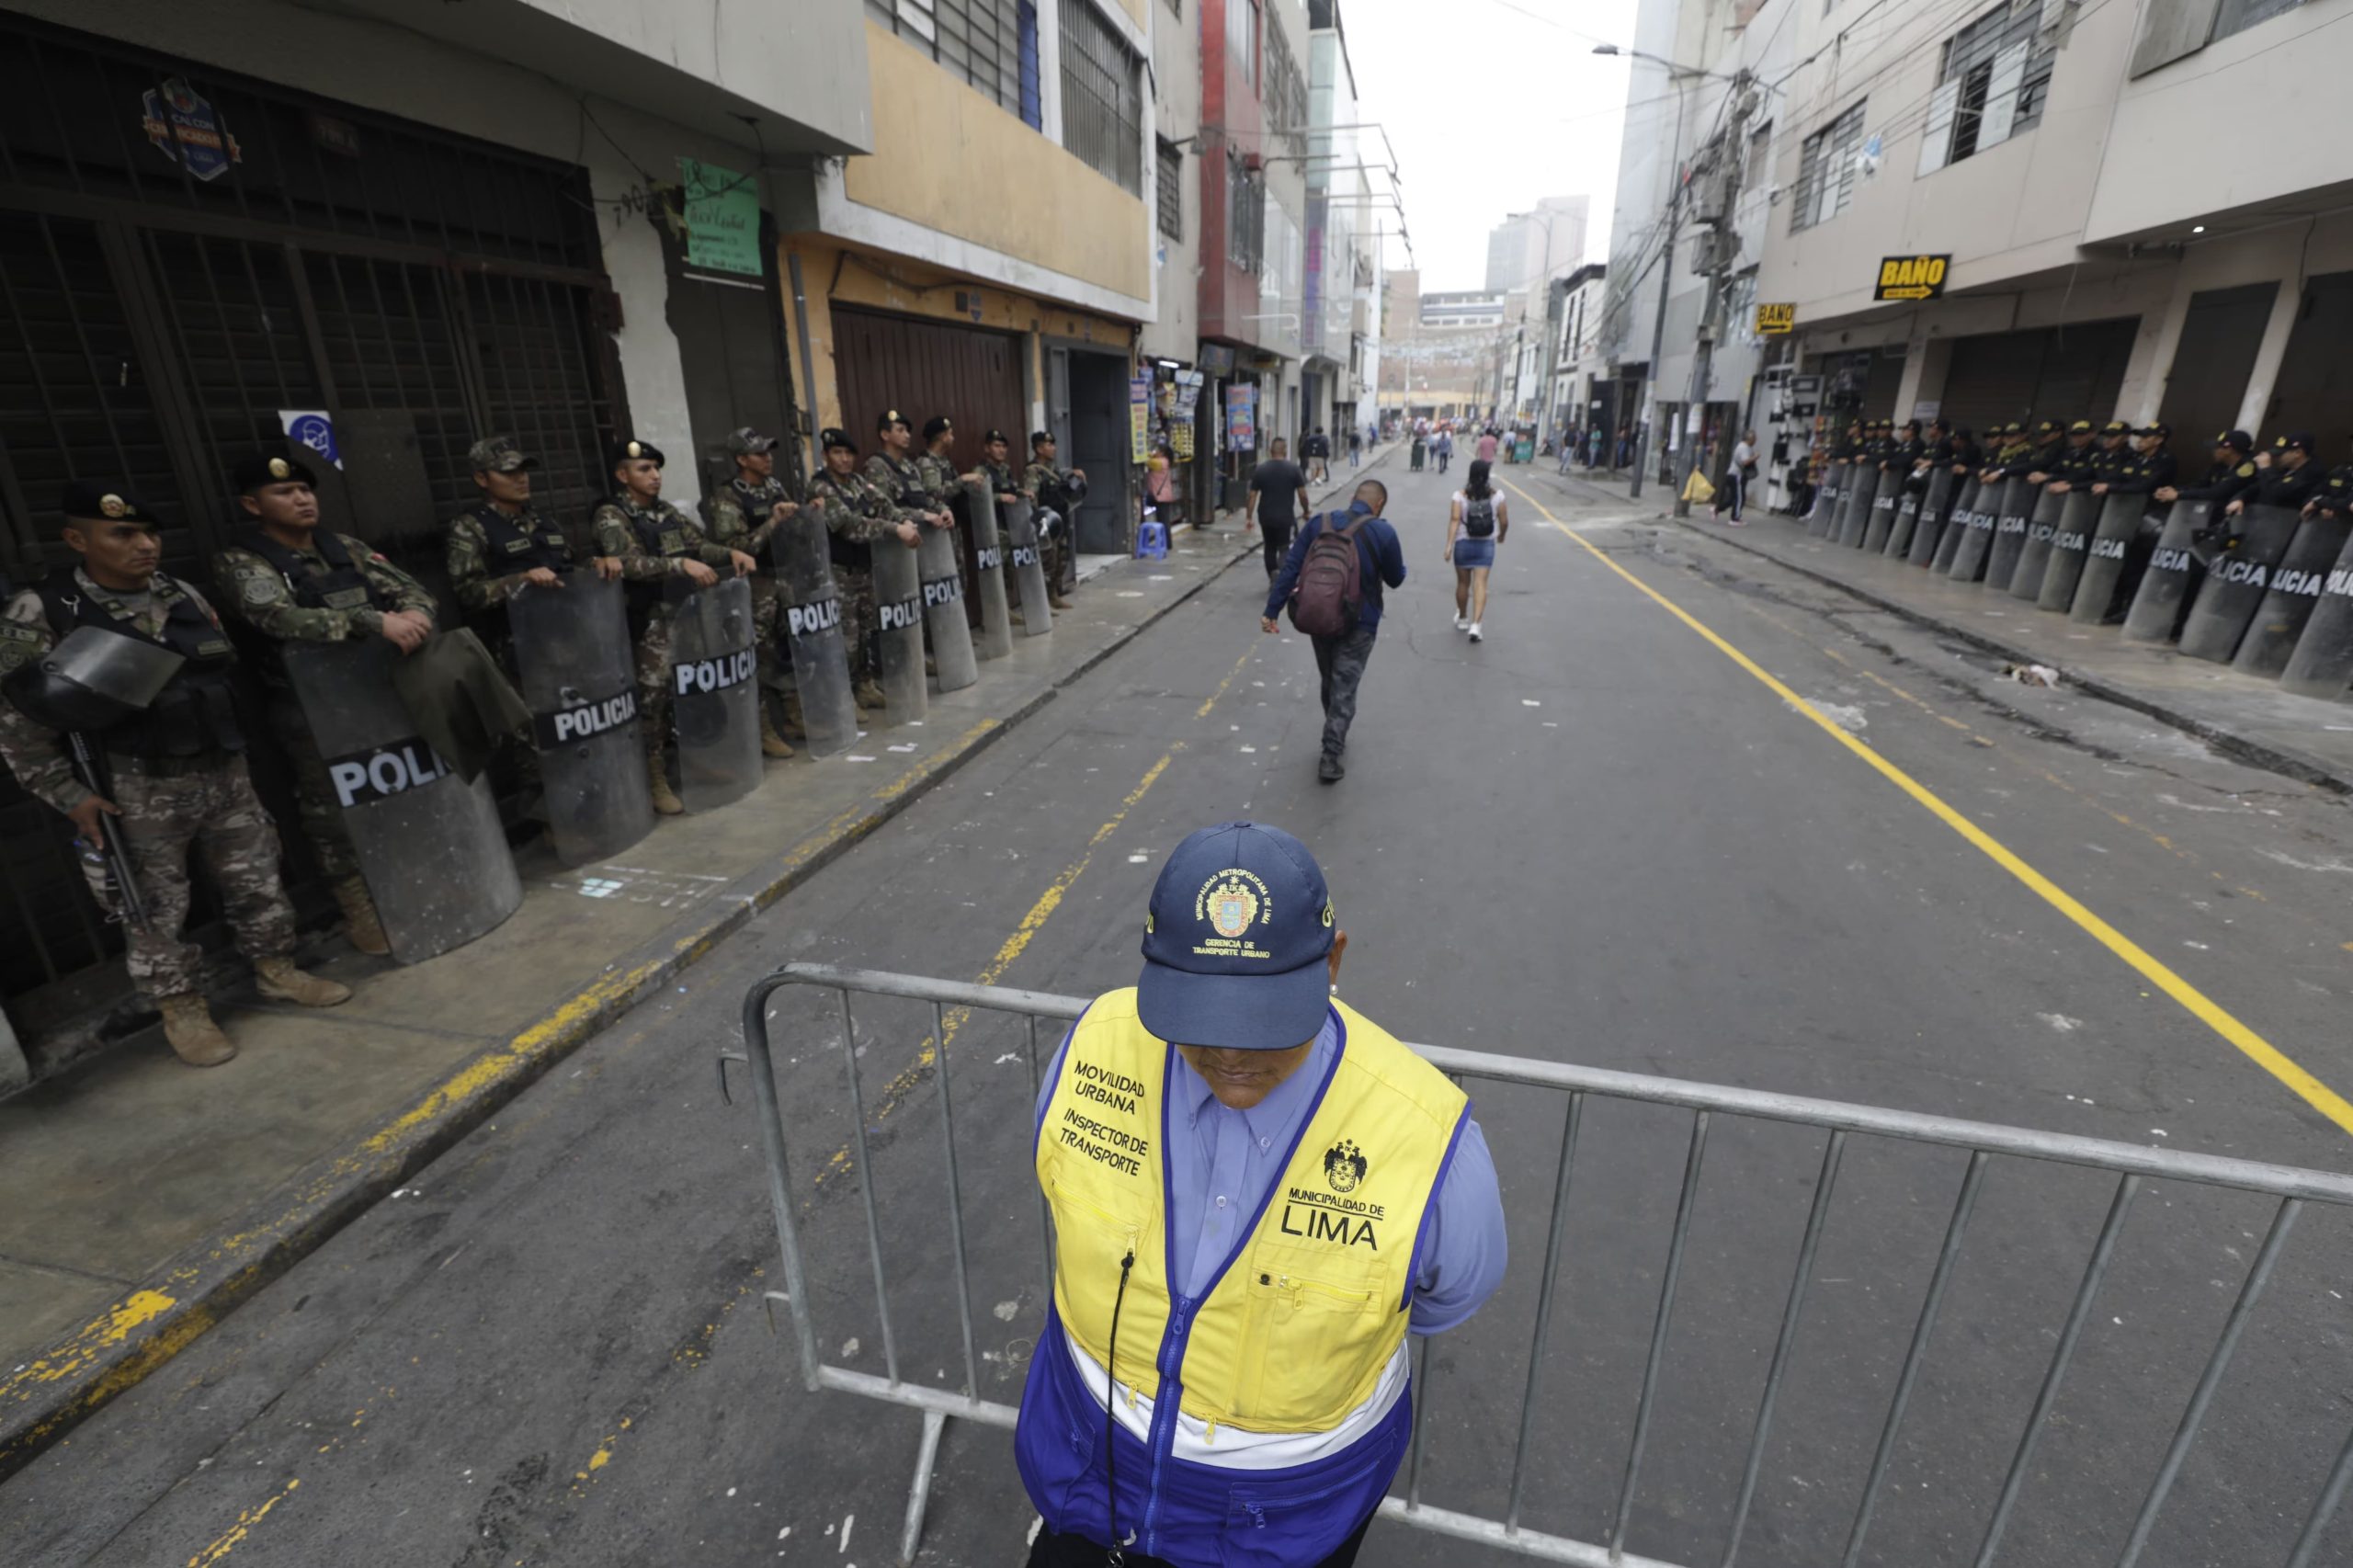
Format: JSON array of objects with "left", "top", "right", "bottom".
[
  {"left": 1445, "top": 460, "right": 1509, "bottom": 642},
  {"left": 1262, "top": 480, "right": 1407, "bottom": 783}
]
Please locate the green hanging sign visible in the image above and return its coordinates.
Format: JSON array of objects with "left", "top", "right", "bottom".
[{"left": 678, "top": 156, "right": 762, "bottom": 278}]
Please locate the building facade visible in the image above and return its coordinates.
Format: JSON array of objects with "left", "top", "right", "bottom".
[
  {"left": 1606, "top": 0, "right": 2353, "bottom": 487},
  {"left": 1197, "top": 0, "right": 1312, "bottom": 504},
  {"left": 0, "top": 0, "right": 1176, "bottom": 1067}
]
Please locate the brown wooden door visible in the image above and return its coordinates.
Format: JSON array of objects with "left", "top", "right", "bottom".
[{"left": 830, "top": 307, "right": 1026, "bottom": 476}]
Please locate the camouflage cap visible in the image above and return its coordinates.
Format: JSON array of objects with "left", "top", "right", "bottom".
[
  {"left": 727, "top": 426, "right": 779, "bottom": 456},
  {"left": 469, "top": 434, "right": 538, "bottom": 473}
]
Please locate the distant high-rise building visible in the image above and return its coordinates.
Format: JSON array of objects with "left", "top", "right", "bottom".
[{"left": 1485, "top": 197, "right": 1590, "bottom": 292}]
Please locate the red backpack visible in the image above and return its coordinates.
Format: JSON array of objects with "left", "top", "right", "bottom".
[{"left": 1287, "top": 512, "right": 1366, "bottom": 637}]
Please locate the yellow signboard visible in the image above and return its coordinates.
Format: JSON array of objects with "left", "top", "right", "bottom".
[
  {"left": 1873, "top": 255, "right": 1949, "bottom": 302},
  {"left": 1756, "top": 301, "right": 1797, "bottom": 335}
]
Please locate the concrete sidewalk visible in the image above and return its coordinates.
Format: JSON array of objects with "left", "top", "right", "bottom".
[
  {"left": 0, "top": 447, "right": 1393, "bottom": 1478},
  {"left": 1667, "top": 506, "right": 2353, "bottom": 794}
]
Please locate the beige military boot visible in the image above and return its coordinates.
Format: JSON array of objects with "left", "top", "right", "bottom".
[
  {"left": 255, "top": 958, "right": 352, "bottom": 1007},
  {"left": 853, "top": 678, "right": 888, "bottom": 710},
  {"left": 333, "top": 875, "right": 392, "bottom": 957},
  {"left": 648, "top": 753, "right": 684, "bottom": 815},
  {"left": 777, "top": 689, "right": 808, "bottom": 742},
  {"left": 759, "top": 709, "right": 794, "bottom": 759},
  {"left": 158, "top": 994, "right": 235, "bottom": 1067}
]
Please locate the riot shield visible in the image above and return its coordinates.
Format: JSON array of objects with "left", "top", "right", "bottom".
[
  {"left": 1836, "top": 470, "right": 1880, "bottom": 550},
  {"left": 282, "top": 638, "right": 521, "bottom": 964},
  {"left": 1982, "top": 479, "right": 2039, "bottom": 591},
  {"left": 870, "top": 528, "right": 928, "bottom": 724},
  {"left": 508, "top": 574, "right": 654, "bottom": 867},
  {"left": 2179, "top": 503, "right": 2303, "bottom": 663},
  {"left": 1949, "top": 481, "right": 2005, "bottom": 581},
  {"left": 961, "top": 478, "right": 1015, "bottom": 662},
  {"left": 1004, "top": 498, "right": 1053, "bottom": 638},
  {"left": 667, "top": 574, "right": 762, "bottom": 811},
  {"left": 2034, "top": 490, "right": 2102, "bottom": 611},
  {"left": 2068, "top": 493, "right": 2153, "bottom": 626},
  {"left": 918, "top": 517, "right": 978, "bottom": 692},
  {"left": 1861, "top": 476, "right": 1903, "bottom": 553},
  {"left": 770, "top": 510, "right": 859, "bottom": 757},
  {"left": 2279, "top": 528, "right": 2353, "bottom": 698},
  {"left": 2121, "top": 500, "right": 2211, "bottom": 643},
  {"left": 1807, "top": 472, "right": 1841, "bottom": 538},
  {"left": 1906, "top": 471, "right": 1959, "bottom": 567},
  {"left": 2234, "top": 513, "right": 2353, "bottom": 676},
  {"left": 1934, "top": 479, "right": 1983, "bottom": 574},
  {"left": 2004, "top": 485, "right": 2065, "bottom": 598}
]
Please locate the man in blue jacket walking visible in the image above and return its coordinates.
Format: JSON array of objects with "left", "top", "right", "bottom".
[{"left": 1262, "top": 480, "right": 1407, "bottom": 783}]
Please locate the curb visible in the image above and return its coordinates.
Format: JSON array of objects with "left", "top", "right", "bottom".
[
  {"left": 1661, "top": 515, "right": 2353, "bottom": 798},
  {"left": 0, "top": 511, "right": 1284, "bottom": 1483}
]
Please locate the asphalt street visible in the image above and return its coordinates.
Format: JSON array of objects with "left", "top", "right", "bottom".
[{"left": 7, "top": 456, "right": 2353, "bottom": 1568}]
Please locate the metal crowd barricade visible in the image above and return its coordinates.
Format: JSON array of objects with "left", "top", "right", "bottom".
[{"left": 722, "top": 964, "right": 2353, "bottom": 1568}]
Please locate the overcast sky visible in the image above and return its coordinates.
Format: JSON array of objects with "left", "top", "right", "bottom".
[{"left": 1339, "top": 0, "right": 1641, "bottom": 290}]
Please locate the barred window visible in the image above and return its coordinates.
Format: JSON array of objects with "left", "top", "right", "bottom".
[
  {"left": 1790, "top": 101, "right": 1865, "bottom": 233},
  {"left": 1060, "top": 0, "right": 1142, "bottom": 194},
  {"left": 1157, "top": 138, "right": 1184, "bottom": 238},
  {"left": 1264, "top": 15, "right": 1308, "bottom": 153},
  {"left": 1918, "top": 0, "right": 2056, "bottom": 175},
  {"left": 867, "top": 0, "right": 1043, "bottom": 130}
]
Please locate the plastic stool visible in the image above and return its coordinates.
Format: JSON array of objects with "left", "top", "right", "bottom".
[{"left": 1135, "top": 510, "right": 1168, "bottom": 560}]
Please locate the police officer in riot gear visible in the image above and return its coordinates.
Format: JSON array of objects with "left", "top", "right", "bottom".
[
  {"left": 0, "top": 484, "right": 352, "bottom": 1065},
  {"left": 1025, "top": 431, "right": 1085, "bottom": 610},
  {"left": 212, "top": 450, "right": 438, "bottom": 956},
  {"left": 2156, "top": 429, "right": 2258, "bottom": 514},
  {"left": 444, "top": 435, "right": 622, "bottom": 653},
  {"left": 703, "top": 426, "right": 804, "bottom": 756},
  {"left": 2230, "top": 433, "right": 2325, "bottom": 517},
  {"left": 2097, "top": 424, "right": 2177, "bottom": 503},
  {"left": 866, "top": 409, "right": 955, "bottom": 533},
  {"left": 589, "top": 439, "right": 757, "bottom": 814},
  {"left": 802, "top": 427, "right": 924, "bottom": 710}
]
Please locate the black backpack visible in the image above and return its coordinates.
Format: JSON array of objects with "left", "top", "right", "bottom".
[{"left": 1461, "top": 493, "right": 1496, "bottom": 539}]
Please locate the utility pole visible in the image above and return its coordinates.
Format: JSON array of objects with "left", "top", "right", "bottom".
[
  {"left": 1670, "top": 71, "right": 1756, "bottom": 519},
  {"left": 1627, "top": 212, "right": 1676, "bottom": 501}
]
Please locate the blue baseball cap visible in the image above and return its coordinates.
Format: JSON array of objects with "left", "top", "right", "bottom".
[{"left": 1137, "top": 823, "right": 1336, "bottom": 1051}]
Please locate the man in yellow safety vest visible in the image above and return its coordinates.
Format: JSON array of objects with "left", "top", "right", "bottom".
[{"left": 1017, "top": 821, "right": 1507, "bottom": 1568}]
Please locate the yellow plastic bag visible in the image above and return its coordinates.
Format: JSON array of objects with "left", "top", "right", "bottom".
[{"left": 1682, "top": 470, "right": 1716, "bottom": 505}]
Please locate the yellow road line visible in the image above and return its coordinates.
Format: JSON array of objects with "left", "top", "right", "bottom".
[
  {"left": 186, "top": 1477, "right": 298, "bottom": 1566},
  {"left": 817, "top": 644, "right": 1262, "bottom": 1184},
  {"left": 816, "top": 748, "right": 1178, "bottom": 1183},
  {"left": 1500, "top": 476, "right": 2353, "bottom": 1137}
]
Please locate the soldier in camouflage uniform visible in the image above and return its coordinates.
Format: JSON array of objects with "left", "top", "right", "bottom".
[
  {"left": 590, "top": 438, "right": 758, "bottom": 815},
  {"left": 444, "top": 434, "right": 622, "bottom": 658},
  {"left": 0, "top": 483, "right": 351, "bottom": 1066},
  {"left": 212, "top": 449, "right": 436, "bottom": 958},
  {"left": 700, "top": 426, "right": 801, "bottom": 754},
  {"left": 1024, "top": 430, "right": 1083, "bottom": 609},
  {"left": 864, "top": 409, "right": 956, "bottom": 532},
  {"left": 803, "top": 426, "right": 923, "bottom": 710},
  {"left": 915, "top": 416, "right": 966, "bottom": 511},
  {"left": 978, "top": 428, "right": 1036, "bottom": 623}
]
